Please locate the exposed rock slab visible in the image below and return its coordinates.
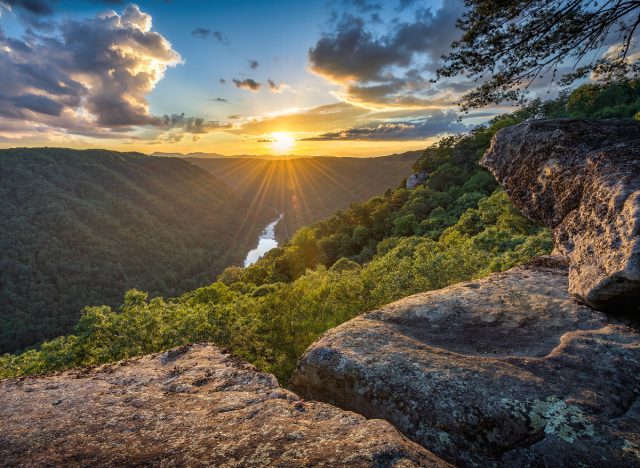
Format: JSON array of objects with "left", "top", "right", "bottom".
[
  {"left": 480, "top": 119, "right": 640, "bottom": 309},
  {"left": 292, "top": 258, "right": 640, "bottom": 466},
  {"left": 0, "top": 344, "right": 447, "bottom": 467}
]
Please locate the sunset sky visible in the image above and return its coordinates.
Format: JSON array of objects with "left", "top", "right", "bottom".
[{"left": 0, "top": 0, "right": 508, "bottom": 156}]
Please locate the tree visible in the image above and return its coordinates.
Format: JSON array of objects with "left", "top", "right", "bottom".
[{"left": 439, "top": 0, "right": 640, "bottom": 110}]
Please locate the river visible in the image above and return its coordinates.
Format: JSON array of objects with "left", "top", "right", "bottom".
[{"left": 243, "top": 214, "right": 284, "bottom": 267}]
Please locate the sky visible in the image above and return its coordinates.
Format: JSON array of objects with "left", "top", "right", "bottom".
[{"left": 0, "top": 0, "right": 503, "bottom": 156}]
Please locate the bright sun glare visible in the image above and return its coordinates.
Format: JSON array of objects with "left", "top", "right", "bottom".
[{"left": 270, "top": 132, "right": 295, "bottom": 153}]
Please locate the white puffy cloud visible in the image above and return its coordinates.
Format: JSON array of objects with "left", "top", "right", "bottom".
[{"left": 0, "top": 4, "right": 220, "bottom": 141}]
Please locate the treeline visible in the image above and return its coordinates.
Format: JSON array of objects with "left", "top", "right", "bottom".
[
  {"left": 0, "top": 149, "right": 273, "bottom": 353},
  {"left": 1, "top": 79, "right": 638, "bottom": 381},
  {"left": 188, "top": 152, "right": 420, "bottom": 241}
]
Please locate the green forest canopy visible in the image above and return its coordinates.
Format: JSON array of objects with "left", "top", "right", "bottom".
[
  {"left": 0, "top": 149, "right": 273, "bottom": 353},
  {"left": 1, "top": 79, "right": 639, "bottom": 382}
]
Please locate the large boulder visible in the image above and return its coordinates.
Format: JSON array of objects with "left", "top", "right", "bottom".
[
  {"left": 292, "top": 258, "right": 640, "bottom": 466},
  {"left": 480, "top": 119, "right": 640, "bottom": 310},
  {"left": 0, "top": 343, "right": 447, "bottom": 467}
]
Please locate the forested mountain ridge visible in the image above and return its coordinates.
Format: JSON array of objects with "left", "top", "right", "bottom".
[
  {"left": 187, "top": 152, "right": 420, "bottom": 240},
  {"left": 0, "top": 148, "right": 274, "bottom": 353},
  {"left": 1, "top": 79, "right": 639, "bottom": 381}
]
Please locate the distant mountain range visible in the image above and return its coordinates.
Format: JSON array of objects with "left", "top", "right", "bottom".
[
  {"left": 151, "top": 151, "right": 414, "bottom": 160},
  {"left": 187, "top": 151, "right": 421, "bottom": 240}
]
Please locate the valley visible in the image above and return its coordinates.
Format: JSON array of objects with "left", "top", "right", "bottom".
[{"left": 186, "top": 152, "right": 421, "bottom": 241}]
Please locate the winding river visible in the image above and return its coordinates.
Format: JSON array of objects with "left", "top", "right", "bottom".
[{"left": 243, "top": 214, "right": 284, "bottom": 267}]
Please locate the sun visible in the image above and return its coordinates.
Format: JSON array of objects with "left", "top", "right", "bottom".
[{"left": 270, "top": 132, "right": 295, "bottom": 153}]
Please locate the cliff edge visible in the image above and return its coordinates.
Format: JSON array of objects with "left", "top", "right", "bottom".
[
  {"left": 293, "top": 120, "right": 640, "bottom": 467},
  {"left": 0, "top": 344, "right": 447, "bottom": 467}
]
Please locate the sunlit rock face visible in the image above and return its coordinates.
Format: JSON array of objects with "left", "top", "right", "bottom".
[
  {"left": 0, "top": 344, "right": 447, "bottom": 467},
  {"left": 292, "top": 258, "right": 640, "bottom": 466},
  {"left": 481, "top": 119, "right": 640, "bottom": 310}
]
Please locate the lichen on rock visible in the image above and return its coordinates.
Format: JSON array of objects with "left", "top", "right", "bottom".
[{"left": 292, "top": 260, "right": 640, "bottom": 466}]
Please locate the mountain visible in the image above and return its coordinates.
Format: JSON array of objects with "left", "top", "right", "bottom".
[
  {"left": 187, "top": 152, "right": 421, "bottom": 240},
  {"left": 0, "top": 148, "right": 273, "bottom": 353},
  {"left": 2, "top": 80, "right": 638, "bottom": 379}
]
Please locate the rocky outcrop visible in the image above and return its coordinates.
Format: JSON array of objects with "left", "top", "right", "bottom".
[
  {"left": 292, "top": 258, "right": 640, "bottom": 466},
  {"left": 480, "top": 119, "right": 640, "bottom": 310},
  {"left": 406, "top": 171, "right": 429, "bottom": 189},
  {"left": 0, "top": 344, "right": 447, "bottom": 467}
]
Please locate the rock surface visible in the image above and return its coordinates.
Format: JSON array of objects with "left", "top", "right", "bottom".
[
  {"left": 292, "top": 258, "right": 640, "bottom": 466},
  {"left": 406, "top": 171, "right": 429, "bottom": 190},
  {"left": 480, "top": 119, "right": 640, "bottom": 309},
  {"left": 0, "top": 343, "right": 447, "bottom": 467}
]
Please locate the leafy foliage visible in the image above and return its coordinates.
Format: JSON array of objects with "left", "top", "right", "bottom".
[
  {"left": 439, "top": 0, "right": 640, "bottom": 110},
  {"left": 0, "top": 149, "right": 272, "bottom": 353},
  {"left": 1, "top": 80, "right": 636, "bottom": 382}
]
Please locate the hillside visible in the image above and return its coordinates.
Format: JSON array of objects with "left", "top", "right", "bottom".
[
  {"left": 186, "top": 152, "right": 420, "bottom": 241},
  {"left": 1, "top": 79, "right": 638, "bottom": 381},
  {"left": 0, "top": 148, "right": 273, "bottom": 353}
]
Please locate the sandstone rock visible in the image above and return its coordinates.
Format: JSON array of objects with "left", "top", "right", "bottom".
[
  {"left": 292, "top": 258, "right": 640, "bottom": 466},
  {"left": 480, "top": 119, "right": 640, "bottom": 309},
  {"left": 0, "top": 343, "right": 447, "bottom": 467}
]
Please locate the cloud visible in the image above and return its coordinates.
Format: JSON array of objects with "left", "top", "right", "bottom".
[
  {"left": 233, "top": 78, "right": 261, "bottom": 91},
  {"left": 308, "top": 0, "right": 466, "bottom": 107},
  {"left": 396, "top": 0, "right": 418, "bottom": 11},
  {"left": 211, "top": 31, "right": 228, "bottom": 44},
  {"left": 267, "top": 79, "right": 288, "bottom": 93},
  {"left": 236, "top": 102, "right": 369, "bottom": 135},
  {"left": 191, "top": 27, "right": 210, "bottom": 39},
  {"left": 0, "top": 5, "right": 220, "bottom": 140},
  {"left": 10, "top": 93, "right": 64, "bottom": 116},
  {"left": 191, "top": 27, "right": 229, "bottom": 45},
  {"left": 301, "top": 110, "right": 466, "bottom": 141},
  {"left": 248, "top": 59, "right": 259, "bottom": 70},
  {"left": 0, "top": 0, "right": 54, "bottom": 15},
  {"left": 343, "top": 0, "right": 381, "bottom": 13},
  {"left": 219, "top": 78, "right": 226, "bottom": 84},
  {"left": 161, "top": 113, "right": 231, "bottom": 134},
  {"left": 0, "top": 1, "right": 133, "bottom": 17},
  {"left": 213, "top": 97, "right": 227, "bottom": 102}
]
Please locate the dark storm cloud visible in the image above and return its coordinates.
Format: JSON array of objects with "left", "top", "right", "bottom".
[
  {"left": 308, "top": 0, "right": 465, "bottom": 106},
  {"left": 233, "top": 78, "right": 261, "bottom": 91},
  {"left": 302, "top": 110, "right": 466, "bottom": 141},
  {"left": 248, "top": 59, "right": 259, "bottom": 70}
]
